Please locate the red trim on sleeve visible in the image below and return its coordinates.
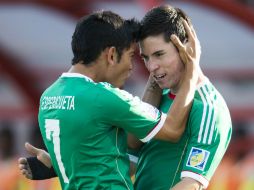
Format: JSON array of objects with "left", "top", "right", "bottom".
[{"left": 168, "top": 92, "right": 176, "bottom": 99}]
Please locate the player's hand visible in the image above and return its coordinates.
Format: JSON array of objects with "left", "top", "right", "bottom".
[
  {"left": 18, "top": 142, "right": 52, "bottom": 179},
  {"left": 18, "top": 157, "right": 33, "bottom": 179},
  {"left": 170, "top": 19, "right": 201, "bottom": 81},
  {"left": 24, "top": 142, "right": 52, "bottom": 168}
]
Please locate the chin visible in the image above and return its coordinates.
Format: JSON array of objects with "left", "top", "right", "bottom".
[
  {"left": 116, "top": 81, "right": 125, "bottom": 89},
  {"left": 157, "top": 84, "right": 165, "bottom": 90},
  {"left": 157, "top": 81, "right": 167, "bottom": 89}
]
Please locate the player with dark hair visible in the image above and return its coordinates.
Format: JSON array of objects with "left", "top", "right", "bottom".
[
  {"left": 18, "top": 9, "right": 200, "bottom": 190},
  {"left": 133, "top": 5, "right": 232, "bottom": 190}
]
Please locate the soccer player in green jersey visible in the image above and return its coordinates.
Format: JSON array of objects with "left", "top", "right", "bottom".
[
  {"left": 18, "top": 9, "right": 201, "bottom": 190},
  {"left": 132, "top": 5, "right": 232, "bottom": 190}
]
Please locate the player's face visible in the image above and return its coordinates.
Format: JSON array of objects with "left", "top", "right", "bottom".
[
  {"left": 110, "top": 43, "right": 136, "bottom": 88},
  {"left": 139, "top": 35, "right": 184, "bottom": 92}
]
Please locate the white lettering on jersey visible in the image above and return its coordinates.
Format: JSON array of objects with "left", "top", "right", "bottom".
[{"left": 41, "top": 96, "right": 75, "bottom": 110}]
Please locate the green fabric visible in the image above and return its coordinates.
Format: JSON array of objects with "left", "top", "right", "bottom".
[
  {"left": 134, "top": 79, "right": 232, "bottom": 190},
  {"left": 38, "top": 73, "right": 162, "bottom": 190}
]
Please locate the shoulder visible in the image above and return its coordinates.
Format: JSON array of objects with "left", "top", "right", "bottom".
[
  {"left": 191, "top": 79, "right": 219, "bottom": 113},
  {"left": 96, "top": 82, "right": 142, "bottom": 107},
  {"left": 97, "top": 82, "right": 135, "bottom": 99}
]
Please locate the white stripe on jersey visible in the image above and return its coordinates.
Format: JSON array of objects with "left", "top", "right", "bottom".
[
  {"left": 202, "top": 86, "right": 213, "bottom": 144},
  {"left": 197, "top": 88, "right": 207, "bottom": 143},
  {"left": 197, "top": 86, "right": 216, "bottom": 144},
  {"left": 208, "top": 110, "right": 216, "bottom": 144},
  {"left": 208, "top": 91, "right": 217, "bottom": 144}
]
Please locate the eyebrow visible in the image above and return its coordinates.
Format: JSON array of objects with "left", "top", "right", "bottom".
[
  {"left": 152, "top": 50, "right": 164, "bottom": 55},
  {"left": 141, "top": 50, "right": 164, "bottom": 58}
]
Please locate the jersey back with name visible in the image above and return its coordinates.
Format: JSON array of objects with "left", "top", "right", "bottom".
[{"left": 38, "top": 73, "right": 162, "bottom": 190}]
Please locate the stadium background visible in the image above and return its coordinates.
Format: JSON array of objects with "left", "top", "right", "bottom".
[{"left": 0, "top": 0, "right": 253, "bottom": 189}]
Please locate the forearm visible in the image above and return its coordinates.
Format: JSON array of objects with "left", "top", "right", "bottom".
[
  {"left": 165, "top": 63, "right": 197, "bottom": 140},
  {"left": 129, "top": 160, "right": 137, "bottom": 177},
  {"left": 128, "top": 133, "right": 143, "bottom": 149},
  {"left": 142, "top": 74, "right": 162, "bottom": 107},
  {"left": 128, "top": 74, "right": 162, "bottom": 149}
]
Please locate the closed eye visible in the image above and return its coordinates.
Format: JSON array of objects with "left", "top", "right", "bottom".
[{"left": 154, "top": 51, "right": 164, "bottom": 57}]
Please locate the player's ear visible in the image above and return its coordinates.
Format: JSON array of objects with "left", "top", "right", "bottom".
[{"left": 107, "top": 46, "right": 118, "bottom": 66}]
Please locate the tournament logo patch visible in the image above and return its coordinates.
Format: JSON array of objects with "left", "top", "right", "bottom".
[{"left": 186, "top": 147, "right": 210, "bottom": 171}]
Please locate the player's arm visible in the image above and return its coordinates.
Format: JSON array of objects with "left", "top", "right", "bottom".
[
  {"left": 155, "top": 20, "right": 200, "bottom": 142},
  {"left": 128, "top": 74, "right": 162, "bottom": 150},
  {"left": 142, "top": 74, "right": 162, "bottom": 107},
  {"left": 18, "top": 142, "right": 57, "bottom": 180},
  {"left": 127, "top": 74, "right": 162, "bottom": 177},
  {"left": 171, "top": 177, "right": 203, "bottom": 190}
]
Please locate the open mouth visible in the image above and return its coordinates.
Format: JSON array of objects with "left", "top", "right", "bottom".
[{"left": 154, "top": 74, "right": 166, "bottom": 81}]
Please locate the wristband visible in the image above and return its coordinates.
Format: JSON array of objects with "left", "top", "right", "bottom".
[{"left": 27, "top": 157, "right": 57, "bottom": 180}]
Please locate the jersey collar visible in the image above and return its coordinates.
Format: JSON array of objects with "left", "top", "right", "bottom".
[
  {"left": 61, "top": 73, "right": 94, "bottom": 82},
  {"left": 168, "top": 91, "right": 176, "bottom": 99},
  {"left": 167, "top": 77, "right": 210, "bottom": 99}
]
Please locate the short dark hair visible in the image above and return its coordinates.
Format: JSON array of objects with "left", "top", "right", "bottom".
[
  {"left": 139, "top": 5, "right": 191, "bottom": 43},
  {"left": 71, "top": 10, "right": 140, "bottom": 65}
]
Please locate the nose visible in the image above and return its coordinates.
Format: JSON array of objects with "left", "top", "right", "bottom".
[{"left": 146, "top": 60, "right": 159, "bottom": 72}]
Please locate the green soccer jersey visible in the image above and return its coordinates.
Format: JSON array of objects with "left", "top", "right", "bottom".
[
  {"left": 134, "top": 78, "right": 232, "bottom": 190},
  {"left": 38, "top": 73, "right": 167, "bottom": 190}
]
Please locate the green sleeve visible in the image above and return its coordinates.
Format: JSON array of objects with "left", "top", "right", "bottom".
[{"left": 96, "top": 84, "right": 165, "bottom": 141}]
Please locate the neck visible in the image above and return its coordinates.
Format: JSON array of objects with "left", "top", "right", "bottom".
[
  {"left": 68, "top": 61, "right": 106, "bottom": 83},
  {"left": 173, "top": 69, "right": 206, "bottom": 95}
]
